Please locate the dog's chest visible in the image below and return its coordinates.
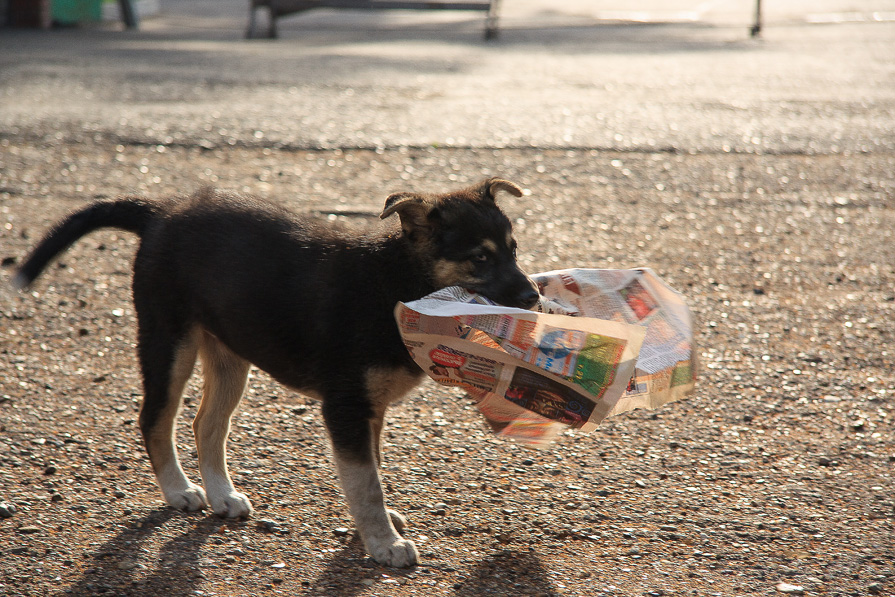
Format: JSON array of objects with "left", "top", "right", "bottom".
[{"left": 365, "top": 366, "right": 426, "bottom": 409}]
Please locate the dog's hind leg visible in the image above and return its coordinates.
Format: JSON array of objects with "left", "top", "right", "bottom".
[
  {"left": 323, "top": 395, "right": 418, "bottom": 567},
  {"left": 193, "top": 331, "right": 253, "bottom": 519},
  {"left": 137, "top": 326, "right": 206, "bottom": 511}
]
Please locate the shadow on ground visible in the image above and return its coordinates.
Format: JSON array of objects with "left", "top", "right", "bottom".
[
  {"left": 454, "top": 549, "right": 559, "bottom": 596},
  {"left": 62, "top": 508, "right": 220, "bottom": 597},
  {"left": 308, "top": 541, "right": 559, "bottom": 596}
]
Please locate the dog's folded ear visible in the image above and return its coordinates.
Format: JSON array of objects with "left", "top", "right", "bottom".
[
  {"left": 381, "top": 192, "right": 425, "bottom": 220},
  {"left": 482, "top": 178, "right": 523, "bottom": 201},
  {"left": 380, "top": 192, "right": 435, "bottom": 237}
]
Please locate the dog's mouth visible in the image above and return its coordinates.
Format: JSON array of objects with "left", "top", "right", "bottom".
[{"left": 464, "top": 287, "right": 540, "bottom": 311}]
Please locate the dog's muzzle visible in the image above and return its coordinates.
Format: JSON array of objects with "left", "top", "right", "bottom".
[
  {"left": 515, "top": 278, "right": 540, "bottom": 310},
  {"left": 498, "top": 273, "right": 539, "bottom": 310}
]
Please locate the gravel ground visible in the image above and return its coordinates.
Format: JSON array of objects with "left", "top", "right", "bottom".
[{"left": 1, "top": 140, "right": 893, "bottom": 596}]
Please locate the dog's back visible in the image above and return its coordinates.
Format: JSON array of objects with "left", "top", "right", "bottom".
[{"left": 134, "top": 187, "right": 431, "bottom": 395}]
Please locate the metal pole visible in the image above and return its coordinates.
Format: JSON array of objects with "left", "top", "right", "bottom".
[
  {"left": 118, "top": 0, "right": 139, "bottom": 29},
  {"left": 750, "top": 0, "right": 762, "bottom": 37}
]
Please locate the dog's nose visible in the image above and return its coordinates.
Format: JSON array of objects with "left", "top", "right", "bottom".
[{"left": 517, "top": 285, "right": 540, "bottom": 310}]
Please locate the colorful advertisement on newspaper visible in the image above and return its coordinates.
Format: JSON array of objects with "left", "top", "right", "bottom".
[{"left": 395, "top": 268, "right": 696, "bottom": 446}]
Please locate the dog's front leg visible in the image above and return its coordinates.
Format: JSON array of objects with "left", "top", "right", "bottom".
[
  {"left": 370, "top": 415, "right": 409, "bottom": 535},
  {"left": 323, "top": 399, "right": 418, "bottom": 567}
]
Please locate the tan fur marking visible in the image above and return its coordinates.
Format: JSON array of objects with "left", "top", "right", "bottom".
[
  {"left": 432, "top": 258, "right": 480, "bottom": 288},
  {"left": 193, "top": 330, "right": 253, "bottom": 518},
  {"left": 365, "top": 367, "right": 424, "bottom": 465},
  {"left": 365, "top": 367, "right": 424, "bottom": 413},
  {"left": 480, "top": 239, "right": 498, "bottom": 254},
  {"left": 145, "top": 327, "right": 208, "bottom": 510},
  {"left": 332, "top": 456, "right": 419, "bottom": 566},
  {"left": 146, "top": 329, "right": 198, "bottom": 471}
]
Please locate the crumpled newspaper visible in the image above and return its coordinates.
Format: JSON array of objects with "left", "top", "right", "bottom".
[{"left": 395, "top": 268, "right": 697, "bottom": 447}]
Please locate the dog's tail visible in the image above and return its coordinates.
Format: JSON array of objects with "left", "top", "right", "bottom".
[{"left": 12, "top": 197, "right": 161, "bottom": 290}]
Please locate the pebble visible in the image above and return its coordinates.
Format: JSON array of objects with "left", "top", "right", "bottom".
[
  {"left": 776, "top": 582, "right": 805, "bottom": 594},
  {"left": 0, "top": 502, "right": 16, "bottom": 518},
  {"left": 659, "top": 525, "right": 678, "bottom": 532},
  {"left": 17, "top": 526, "right": 41, "bottom": 534},
  {"left": 333, "top": 527, "right": 350, "bottom": 537},
  {"left": 257, "top": 519, "right": 287, "bottom": 534}
]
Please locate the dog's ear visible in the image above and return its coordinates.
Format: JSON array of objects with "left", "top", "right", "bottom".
[
  {"left": 481, "top": 178, "right": 523, "bottom": 201},
  {"left": 380, "top": 192, "right": 434, "bottom": 233},
  {"left": 380, "top": 192, "right": 426, "bottom": 220}
]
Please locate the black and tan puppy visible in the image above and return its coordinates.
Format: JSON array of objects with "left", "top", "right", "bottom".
[{"left": 13, "top": 178, "right": 538, "bottom": 567}]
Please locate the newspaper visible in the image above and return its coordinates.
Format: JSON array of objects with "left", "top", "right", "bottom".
[{"left": 395, "top": 268, "right": 697, "bottom": 447}]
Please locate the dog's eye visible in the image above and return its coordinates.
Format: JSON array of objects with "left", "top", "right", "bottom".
[{"left": 472, "top": 253, "right": 490, "bottom": 263}]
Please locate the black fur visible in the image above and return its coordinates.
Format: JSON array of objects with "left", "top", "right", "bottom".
[
  {"left": 130, "top": 189, "right": 438, "bottom": 459},
  {"left": 12, "top": 198, "right": 160, "bottom": 290}
]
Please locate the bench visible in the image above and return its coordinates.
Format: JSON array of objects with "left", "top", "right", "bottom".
[{"left": 246, "top": 0, "right": 501, "bottom": 40}]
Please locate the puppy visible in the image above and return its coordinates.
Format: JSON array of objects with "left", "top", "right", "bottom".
[{"left": 13, "top": 178, "right": 539, "bottom": 567}]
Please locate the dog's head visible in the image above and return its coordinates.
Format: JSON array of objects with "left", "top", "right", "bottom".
[{"left": 381, "top": 177, "right": 540, "bottom": 310}]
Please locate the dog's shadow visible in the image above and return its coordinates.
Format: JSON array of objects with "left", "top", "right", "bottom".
[
  {"left": 310, "top": 543, "right": 559, "bottom": 596},
  {"left": 63, "top": 508, "right": 219, "bottom": 597},
  {"left": 306, "top": 539, "right": 391, "bottom": 595},
  {"left": 453, "top": 549, "right": 560, "bottom": 597}
]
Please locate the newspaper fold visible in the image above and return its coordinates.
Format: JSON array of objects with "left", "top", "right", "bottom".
[{"left": 395, "top": 268, "right": 697, "bottom": 447}]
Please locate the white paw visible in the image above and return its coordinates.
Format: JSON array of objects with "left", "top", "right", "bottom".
[
  {"left": 165, "top": 483, "right": 209, "bottom": 512},
  {"left": 367, "top": 536, "right": 419, "bottom": 568},
  {"left": 387, "top": 509, "right": 407, "bottom": 534},
  {"left": 210, "top": 491, "right": 254, "bottom": 519}
]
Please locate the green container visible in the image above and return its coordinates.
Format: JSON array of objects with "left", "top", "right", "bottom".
[{"left": 51, "top": 0, "right": 102, "bottom": 24}]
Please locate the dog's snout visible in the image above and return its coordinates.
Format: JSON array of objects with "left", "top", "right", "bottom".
[{"left": 517, "top": 278, "right": 540, "bottom": 310}]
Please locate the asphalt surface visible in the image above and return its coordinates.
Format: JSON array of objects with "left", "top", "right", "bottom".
[
  {"left": 1, "top": 0, "right": 894, "bottom": 154},
  {"left": 1, "top": 2, "right": 894, "bottom": 597}
]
